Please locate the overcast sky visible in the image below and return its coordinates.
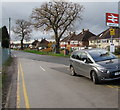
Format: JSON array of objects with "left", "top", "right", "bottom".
[{"left": 1, "top": 0, "right": 119, "bottom": 41}]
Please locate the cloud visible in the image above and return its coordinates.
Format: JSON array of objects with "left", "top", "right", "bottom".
[
  {"left": 78, "top": 2, "right": 118, "bottom": 34},
  {"left": 1, "top": 1, "right": 119, "bottom": 40},
  {"left": 2, "top": 0, "right": 120, "bottom": 2}
]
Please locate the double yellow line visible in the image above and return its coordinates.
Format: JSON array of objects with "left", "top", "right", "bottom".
[
  {"left": 17, "top": 60, "right": 30, "bottom": 109},
  {"left": 106, "top": 85, "right": 120, "bottom": 89}
]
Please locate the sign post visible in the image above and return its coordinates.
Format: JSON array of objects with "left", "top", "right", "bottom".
[
  {"left": 109, "top": 27, "right": 115, "bottom": 52},
  {"left": 109, "top": 28, "right": 115, "bottom": 43},
  {"left": 106, "top": 13, "right": 119, "bottom": 53}
]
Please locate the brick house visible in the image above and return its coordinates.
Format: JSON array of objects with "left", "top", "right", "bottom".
[
  {"left": 32, "top": 39, "right": 40, "bottom": 49},
  {"left": 60, "top": 29, "right": 96, "bottom": 50},
  {"left": 89, "top": 27, "right": 120, "bottom": 49},
  {"left": 38, "top": 38, "right": 49, "bottom": 49}
]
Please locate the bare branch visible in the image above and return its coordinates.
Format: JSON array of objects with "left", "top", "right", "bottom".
[
  {"left": 31, "top": 2, "right": 84, "bottom": 53},
  {"left": 12, "top": 19, "right": 32, "bottom": 49}
]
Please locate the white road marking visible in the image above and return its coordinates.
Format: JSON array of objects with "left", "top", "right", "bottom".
[
  {"left": 40, "top": 66, "right": 46, "bottom": 71},
  {"left": 63, "top": 65, "right": 69, "bottom": 68}
]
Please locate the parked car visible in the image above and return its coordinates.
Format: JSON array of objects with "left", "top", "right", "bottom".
[{"left": 69, "top": 48, "right": 120, "bottom": 84}]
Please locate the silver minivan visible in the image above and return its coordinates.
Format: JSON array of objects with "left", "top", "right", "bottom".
[{"left": 70, "top": 48, "right": 120, "bottom": 84}]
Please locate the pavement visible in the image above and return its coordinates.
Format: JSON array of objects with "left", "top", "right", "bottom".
[{"left": 7, "top": 50, "right": 120, "bottom": 108}]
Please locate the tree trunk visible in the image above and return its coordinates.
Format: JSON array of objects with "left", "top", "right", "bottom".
[
  {"left": 55, "top": 39, "right": 60, "bottom": 54},
  {"left": 21, "top": 39, "right": 24, "bottom": 50}
]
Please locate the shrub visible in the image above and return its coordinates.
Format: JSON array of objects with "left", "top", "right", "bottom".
[
  {"left": 115, "top": 47, "right": 120, "bottom": 55},
  {"left": 40, "top": 48, "right": 52, "bottom": 52}
]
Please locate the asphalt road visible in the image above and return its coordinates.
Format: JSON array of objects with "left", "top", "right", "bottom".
[{"left": 11, "top": 50, "right": 120, "bottom": 108}]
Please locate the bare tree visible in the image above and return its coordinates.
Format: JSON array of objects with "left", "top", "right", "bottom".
[
  {"left": 13, "top": 19, "right": 32, "bottom": 50},
  {"left": 31, "top": 2, "right": 84, "bottom": 53}
]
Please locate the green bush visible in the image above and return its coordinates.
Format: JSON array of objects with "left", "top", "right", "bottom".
[
  {"left": 1, "top": 26, "right": 10, "bottom": 48},
  {"left": 114, "top": 47, "right": 120, "bottom": 55}
]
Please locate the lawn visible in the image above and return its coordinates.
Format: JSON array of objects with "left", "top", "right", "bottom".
[{"left": 23, "top": 50, "right": 70, "bottom": 57}]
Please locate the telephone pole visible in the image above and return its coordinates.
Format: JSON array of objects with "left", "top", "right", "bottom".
[
  {"left": 8, "top": 18, "right": 11, "bottom": 53},
  {"left": 9, "top": 18, "right": 11, "bottom": 39}
]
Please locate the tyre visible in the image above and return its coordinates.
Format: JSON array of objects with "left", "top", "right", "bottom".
[
  {"left": 70, "top": 66, "right": 76, "bottom": 76},
  {"left": 91, "top": 71, "right": 100, "bottom": 84}
]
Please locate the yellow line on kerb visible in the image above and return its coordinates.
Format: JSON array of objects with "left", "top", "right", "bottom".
[
  {"left": 106, "top": 85, "right": 120, "bottom": 89},
  {"left": 106, "top": 85, "right": 114, "bottom": 88},
  {"left": 17, "top": 62, "right": 20, "bottom": 108},
  {"left": 19, "top": 61, "right": 30, "bottom": 109}
]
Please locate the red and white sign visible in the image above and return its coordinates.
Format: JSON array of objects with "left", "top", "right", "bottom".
[{"left": 106, "top": 13, "right": 119, "bottom": 27}]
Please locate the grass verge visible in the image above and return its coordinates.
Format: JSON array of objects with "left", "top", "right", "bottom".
[{"left": 23, "top": 50, "right": 70, "bottom": 57}]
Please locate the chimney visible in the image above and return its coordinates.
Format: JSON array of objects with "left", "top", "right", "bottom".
[
  {"left": 86, "top": 29, "right": 89, "bottom": 31},
  {"left": 82, "top": 29, "right": 84, "bottom": 34},
  {"left": 69, "top": 32, "right": 72, "bottom": 36},
  {"left": 73, "top": 32, "right": 75, "bottom": 35}
]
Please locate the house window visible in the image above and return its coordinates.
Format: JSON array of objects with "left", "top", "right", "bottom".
[
  {"left": 97, "top": 40, "right": 101, "bottom": 43},
  {"left": 90, "top": 40, "right": 93, "bottom": 43},
  {"left": 102, "top": 39, "right": 107, "bottom": 43},
  {"left": 95, "top": 40, "right": 97, "bottom": 43},
  {"left": 110, "top": 40, "right": 113, "bottom": 43},
  {"left": 116, "top": 39, "right": 119, "bottom": 42},
  {"left": 70, "top": 41, "right": 74, "bottom": 44}
]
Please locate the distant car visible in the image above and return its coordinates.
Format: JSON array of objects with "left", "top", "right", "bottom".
[{"left": 69, "top": 48, "right": 120, "bottom": 84}]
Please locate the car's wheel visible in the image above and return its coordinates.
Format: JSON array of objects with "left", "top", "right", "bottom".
[
  {"left": 70, "top": 66, "right": 76, "bottom": 76},
  {"left": 91, "top": 71, "right": 100, "bottom": 84}
]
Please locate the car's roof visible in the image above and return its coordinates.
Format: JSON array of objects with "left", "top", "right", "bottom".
[
  {"left": 84, "top": 48, "right": 106, "bottom": 52},
  {"left": 73, "top": 48, "right": 106, "bottom": 53}
]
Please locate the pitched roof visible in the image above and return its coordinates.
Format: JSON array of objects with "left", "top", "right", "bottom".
[
  {"left": 76, "top": 30, "right": 96, "bottom": 41},
  {"left": 32, "top": 40, "right": 39, "bottom": 45},
  {"left": 89, "top": 36, "right": 98, "bottom": 40},
  {"left": 60, "top": 32, "right": 76, "bottom": 42},
  {"left": 61, "top": 30, "right": 96, "bottom": 42},
  {"left": 40, "top": 38, "right": 49, "bottom": 44},
  {"left": 97, "top": 27, "right": 120, "bottom": 39}
]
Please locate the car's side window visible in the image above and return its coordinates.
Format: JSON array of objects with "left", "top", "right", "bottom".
[
  {"left": 80, "top": 52, "right": 93, "bottom": 63},
  {"left": 71, "top": 52, "right": 81, "bottom": 60},
  {"left": 80, "top": 52, "right": 87, "bottom": 61},
  {"left": 71, "top": 52, "right": 77, "bottom": 59},
  {"left": 72, "top": 52, "right": 92, "bottom": 63},
  {"left": 76, "top": 52, "right": 81, "bottom": 60}
]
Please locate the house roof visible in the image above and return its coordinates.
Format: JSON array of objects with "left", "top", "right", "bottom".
[
  {"left": 32, "top": 40, "right": 39, "bottom": 45},
  {"left": 89, "top": 36, "right": 98, "bottom": 40},
  {"left": 40, "top": 38, "right": 49, "bottom": 44},
  {"left": 97, "top": 27, "right": 120, "bottom": 39},
  {"left": 60, "top": 32, "right": 76, "bottom": 42},
  {"left": 75, "top": 30, "right": 96, "bottom": 41},
  {"left": 61, "top": 30, "right": 96, "bottom": 42}
]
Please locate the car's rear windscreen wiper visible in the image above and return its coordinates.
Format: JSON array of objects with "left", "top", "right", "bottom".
[{"left": 100, "top": 52, "right": 109, "bottom": 57}]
